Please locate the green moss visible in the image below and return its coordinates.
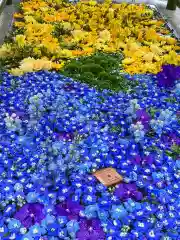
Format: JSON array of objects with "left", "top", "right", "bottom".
[{"left": 60, "top": 52, "right": 138, "bottom": 92}]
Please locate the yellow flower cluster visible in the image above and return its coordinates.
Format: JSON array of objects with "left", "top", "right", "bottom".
[
  {"left": 0, "top": 0, "right": 179, "bottom": 74},
  {"left": 10, "top": 57, "right": 64, "bottom": 76}
]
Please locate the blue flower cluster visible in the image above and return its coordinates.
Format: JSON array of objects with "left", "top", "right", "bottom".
[{"left": 0, "top": 71, "right": 179, "bottom": 239}]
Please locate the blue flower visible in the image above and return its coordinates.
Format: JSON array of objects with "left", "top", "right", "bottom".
[
  {"left": 58, "top": 228, "right": 68, "bottom": 238},
  {"left": 41, "top": 214, "right": 56, "bottom": 228},
  {"left": 26, "top": 192, "right": 39, "bottom": 203},
  {"left": 57, "top": 216, "right": 68, "bottom": 227},
  {"left": 111, "top": 205, "right": 128, "bottom": 220},
  {"left": 66, "top": 220, "right": 79, "bottom": 238},
  {"left": 83, "top": 204, "right": 99, "bottom": 219},
  {"left": 8, "top": 218, "right": 21, "bottom": 231},
  {"left": 47, "top": 222, "right": 59, "bottom": 236},
  {"left": 124, "top": 199, "right": 141, "bottom": 213},
  {"left": 29, "top": 224, "right": 45, "bottom": 237}
]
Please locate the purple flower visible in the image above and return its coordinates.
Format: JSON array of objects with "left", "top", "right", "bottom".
[
  {"left": 14, "top": 203, "right": 45, "bottom": 228},
  {"left": 114, "top": 183, "right": 143, "bottom": 201},
  {"left": 161, "top": 133, "right": 180, "bottom": 146},
  {"left": 76, "top": 219, "right": 105, "bottom": 240},
  {"left": 136, "top": 109, "right": 151, "bottom": 130},
  {"left": 156, "top": 65, "right": 180, "bottom": 88},
  {"left": 54, "top": 131, "right": 74, "bottom": 141},
  {"left": 55, "top": 200, "right": 84, "bottom": 220},
  {"left": 132, "top": 155, "right": 154, "bottom": 165}
]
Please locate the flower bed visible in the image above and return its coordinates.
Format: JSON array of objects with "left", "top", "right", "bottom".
[{"left": 0, "top": 1, "right": 180, "bottom": 240}]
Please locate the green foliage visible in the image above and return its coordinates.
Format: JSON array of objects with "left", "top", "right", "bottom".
[
  {"left": 61, "top": 52, "right": 136, "bottom": 92},
  {"left": 165, "top": 144, "right": 180, "bottom": 159}
]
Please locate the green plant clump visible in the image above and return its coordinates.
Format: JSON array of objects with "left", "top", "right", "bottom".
[{"left": 61, "top": 52, "right": 138, "bottom": 92}]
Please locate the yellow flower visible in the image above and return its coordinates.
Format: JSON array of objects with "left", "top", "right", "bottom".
[
  {"left": 14, "top": 22, "right": 25, "bottom": 28},
  {"left": 143, "top": 52, "right": 154, "bottom": 62},
  {"left": 89, "top": 0, "right": 97, "bottom": 6},
  {"left": 166, "top": 37, "right": 177, "bottom": 45},
  {"left": 15, "top": 35, "right": 26, "bottom": 48},
  {"left": 122, "top": 58, "right": 135, "bottom": 65},
  {"left": 99, "top": 29, "right": 111, "bottom": 42},
  {"left": 58, "top": 49, "right": 73, "bottom": 58},
  {"left": 13, "top": 13, "right": 24, "bottom": 18},
  {"left": 71, "top": 30, "right": 87, "bottom": 42},
  {"left": 61, "top": 22, "right": 72, "bottom": 31},
  {"left": 52, "top": 61, "right": 65, "bottom": 70},
  {"left": 10, "top": 68, "right": 24, "bottom": 76},
  {"left": 20, "top": 61, "right": 34, "bottom": 73},
  {"left": 24, "top": 15, "right": 36, "bottom": 23},
  {"left": 150, "top": 44, "right": 164, "bottom": 55}
]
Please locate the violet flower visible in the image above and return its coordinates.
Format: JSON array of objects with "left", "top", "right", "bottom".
[
  {"left": 136, "top": 109, "right": 151, "bottom": 130},
  {"left": 76, "top": 219, "right": 105, "bottom": 240},
  {"left": 55, "top": 200, "right": 84, "bottom": 220},
  {"left": 156, "top": 65, "right": 180, "bottom": 88},
  {"left": 14, "top": 203, "right": 45, "bottom": 228},
  {"left": 161, "top": 133, "right": 180, "bottom": 146},
  {"left": 54, "top": 131, "right": 74, "bottom": 141},
  {"left": 114, "top": 183, "right": 143, "bottom": 201},
  {"left": 132, "top": 155, "right": 154, "bottom": 165}
]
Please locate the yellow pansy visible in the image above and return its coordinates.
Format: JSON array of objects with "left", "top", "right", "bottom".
[
  {"left": 10, "top": 68, "right": 24, "bottom": 76},
  {"left": 99, "top": 30, "right": 111, "bottom": 42}
]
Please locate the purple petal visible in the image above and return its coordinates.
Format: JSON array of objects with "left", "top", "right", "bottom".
[
  {"left": 143, "top": 155, "right": 154, "bottom": 165},
  {"left": 14, "top": 204, "right": 29, "bottom": 221},
  {"left": 29, "top": 203, "right": 44, "bottom": 214},
  {"left": 76, "top": 230, "right": 90, "bottom": 240},
  {"left": 21, "top": 216, "right": 34, "bottom": 228},
  {"left": 91, "top": 219, "right": 102, "bottom": 230},
  {"left": 55, "top": 204, "right": 69, "bottom": 217},
  {"left": 125, "top": 183, "right": 137, "bottom": 192},
  {"left": 68, "top": 214, "right": 79, "bottom": 220},
  {"left": 89, "top": 229, "right": 105, "bottom": 240},
  {"left": 132, "top": 190, "right": 143, "bottom": 201},
  {"left": 133, "top": 155, "right": 141, "bottom": 164},
  {"left": 157, "top": 65, "right": 180, "bottom": 88},
  {"left": 67, "top": 200, "right": 84, "bottom": 215},
  {"left": 136, "top": 109, "right": 151, "bottom": 122},
  {"left": 79, "top": 219, "right": 89, "bottom": 230},
  {"left": 114, "top": 184, "right": 126, "bottom": 199}
]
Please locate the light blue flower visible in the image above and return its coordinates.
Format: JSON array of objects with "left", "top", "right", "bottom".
[
  {"left": 41, "top": 214, "right": 56, "bottom": 228},
  {"left": 97, "top": 209, "right": 109, "bottom": 221},
  {"left": 66, "top": 220, "right": 79, "bottom": 238},
  {"left": 111, "top": 205, "right": 128, "bottom": 220},
  {"left": 29, "top": 224, "right": 43, "bottom": 237},
  {"left": 21, "top": 232, "right": 34, "bottom": 240},
  {"left": 57, "top": 216, "right": 68, "bottom": 227},
  {"left": 8, "top": 218, "right": 21, "bottom": 230},
  {"left": 83, "top": 204, "right": 99, "bottom": 219},
  {"left": 124, "top": 199, "right": 141, "bottom": 213},
  {"left": 26, "top": 192, "right": 39, "bottom": 203}
]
